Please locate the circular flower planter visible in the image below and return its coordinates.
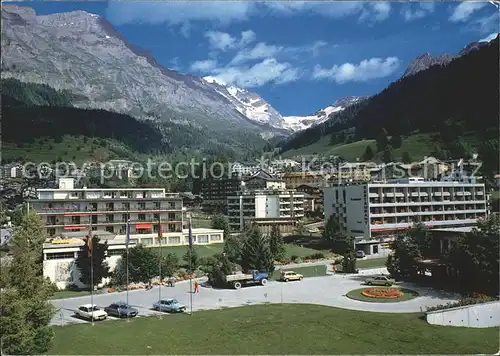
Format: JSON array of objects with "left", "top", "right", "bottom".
[
  {"left": 362, "top": 287, "right": 404, "bottom": 299},
  {"left": 346, "top": 287, "right": 419, "bottom": 303}
]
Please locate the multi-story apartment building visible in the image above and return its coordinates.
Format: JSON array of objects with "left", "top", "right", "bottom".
[
  {"left": 227, "top": 189, "right": 305, "bottom": 234},
  {"left": 200, "top": 175, "right": 243, "bottom": 211},
  {"left": 282, "top": 171, "right": 329, "bottom": 189},
  {"left": 324, "top": 177, "right": 487, "bottom": 256},
  {"left": 296, "top": 183, "right": 323, "bottom": 214},
  {"left": 30, "top": 178, "right": 184, "bottom": 239}
]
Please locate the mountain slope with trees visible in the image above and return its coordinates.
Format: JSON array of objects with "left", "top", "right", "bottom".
[{"left": 279, "top": 36, "right": 499, "bottom": 173}]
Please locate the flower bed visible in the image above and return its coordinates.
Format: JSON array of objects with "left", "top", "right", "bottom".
[
  {"left": 362, "top": 287, "right": 404, "bottom": 299},
  {"left": 346, "top": 287, "right": 418, "bottom": 303}
]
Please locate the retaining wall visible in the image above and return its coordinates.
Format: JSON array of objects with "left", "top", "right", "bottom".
[{"left": 426, "top": 301, "right": 500, "bottom": 328}]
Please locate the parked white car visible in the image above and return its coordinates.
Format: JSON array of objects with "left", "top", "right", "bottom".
[{"left": 76, "top": 304, "right": 108, "bottom": 321}]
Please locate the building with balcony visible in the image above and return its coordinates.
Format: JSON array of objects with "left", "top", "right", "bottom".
[
  {"left": 227, "top": 189, "right": 305, "bottom": 234},
  {"left": 200, "top": 174, "right": 243, "bottom": 211},
  {"left": 281, "top": 171, "right": 329, "bottom": 189},
  {"left": 296, "top": 183, "right": 324, "bottom": 214},
  {"left": 30, "top": 177, "right": 187, "bottom": 240},
  {"left": 324, "top": 177, "right": 487, "bottom": 256}
]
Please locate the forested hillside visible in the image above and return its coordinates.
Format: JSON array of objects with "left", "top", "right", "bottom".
[
  {"left": 2, "top": 79, "right": 269, "bottom": 160},
  {"left": 280, "top": 36, "right": 499, "bottom": 174}
]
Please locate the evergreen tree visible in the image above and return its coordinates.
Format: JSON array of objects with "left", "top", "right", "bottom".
[
  {"left": 269, "top": 224, "right": 285, "bottom": 262},
  {"left": 222, "top": 234, "right": 243, "bottom": 265},
  {"left": 362, "top": 145, "right": 374, "bottom": 161},
  {"left": 211, "top": 214, "right": 230, "bottom": 239},
  {"left": 376, "top": 128, "right": 389, "bottom": 151},
  {"left": 183, "top": 247, "right": 199, "bottom": 273},
  {"left": 382, "top": 145, "right": 394, "bottom": 163},
  {"left": 75, "top": 235, "right": 110, "bottom": 288},
  {"left": 241, "top": 225, "right": 274, "bottom": 274},
  {"left": 322, "top": 215, "right": 342, "bottom": 241},
  {"left": 391, "top": 134, "right": 403, "bottom": 149},
  {"left": 205, "top": 253, "right": 234, "bottom": 287},
  {"left": 341, "top": 237, "right": 357, "bottom": 273},
  {"left": 401, "top": 151, "right": 412, "bottom": 164},
  {"left": 0, "top": 211, "right": 55, "bottom": 355}
]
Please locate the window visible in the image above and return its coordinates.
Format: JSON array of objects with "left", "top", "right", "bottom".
[
  {"left": 141, "top": 238, "right": 153, "bottom": 246},
  {"left": 138, "top": 214, "right": 146, "bottom": 221},
  {"left": 168, "top": 236, "right": 181, "bottom": 245},
  {"left": 71, "top": 216, "right": 81, "bottom": 224},
  {"left": 153, "top": 201, "right": 161, "bottom": 209},
  {"left": 123, "top": 202, "right": 130, "bottom": 210},
  {"left": 138, "top": 202, "right": 146, "bottom": 210},
  {"left": 197, "top": 235, "right": 209, "bottom": 244},
  {"left": 106, "top": 214, "right": 114, "bottom": 223},
  {"left": 46, "top": 252, "right": 75, "bottom": 260},
  {"left": 122, "top": 214, "right": 128, "bottom": 222},
  {"left": 105, "top": 226, "right": 114, "bottom": 233},
  {"left": 210, "top": 234, "right": 222, "bottom": 241}
]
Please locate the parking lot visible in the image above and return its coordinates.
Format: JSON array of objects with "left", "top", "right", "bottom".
[{"left": 50, "top": 273, "right": 460, "bottom": 326}]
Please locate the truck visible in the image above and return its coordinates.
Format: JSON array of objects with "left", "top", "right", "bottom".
[{"left": 224, "top": 270, "right": 269, "bottom": 289}]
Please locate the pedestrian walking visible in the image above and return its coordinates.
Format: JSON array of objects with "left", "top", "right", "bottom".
[
  {"left": 194, "top": 280, "right": 199, "bottom": 293},
  {"left": 170, "top": 276, "right": 175, "bottom": 287}
]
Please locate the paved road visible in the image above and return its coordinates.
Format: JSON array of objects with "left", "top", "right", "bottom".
[{"left": 50, "top": 273, "right": 459, "bottom": 326}]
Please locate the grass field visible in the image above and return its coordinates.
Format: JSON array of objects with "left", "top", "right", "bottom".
[
  {"left": 333, "top": 257, "right": 387, "bottom": 272},
  {"left": 49, "top": 304, "right": 498, "bottom": 354},
  {"left": 272, "top": 265, "right": 327, "bottom": 280},
  {"left": 2, "top": 136, "right": 143, "bottom": 165},
  {"left": 346, "top": 288, "right": 419, "bottom": 303},
  {"left": 282, "top": 133, "right": 438, "bottom": 162},
  {"left": 155, "top": 243, "right": 330, "bottom": 260}
]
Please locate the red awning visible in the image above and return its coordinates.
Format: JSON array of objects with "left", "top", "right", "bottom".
[{"left": 136, "top": 223, "right": 152, "bottom": 229}]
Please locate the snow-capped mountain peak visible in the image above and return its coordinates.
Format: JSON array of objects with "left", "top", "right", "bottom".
[
  {"left": 202, "top": 76, "right": 286, "bottom": 130},
  {"left": 282, "top": 96, "right": 366, "bottom": 132}
]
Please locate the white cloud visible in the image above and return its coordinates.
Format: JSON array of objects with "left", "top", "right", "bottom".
[
  {"left": 204, "top": 29, "right": 256, "bottom": 51},
  {"left": 402, "top": 2, "right": 435, "bottom": 21},
  {"left": 209, "top": 58, "right": 301, "bottom": 88},
  {"left": 359, "top": 2, "right": 391, "bottom": 22},
  {"left": 479, "top": 32, "right": 499, "bottom": 42},
  {"left": 473, "top": 12, "right": 500, "bottom": 34},
  {"left": 449, "top": 2, "right": 487, "bottom": 22},
  {"left": 230, "top": 42, "right": 283, "bottom": 65},
  {"left": 313, "top": 57, "right": 400, "bottom": 84},
  {"left": 105, "top": 1, "right": 253, "bottom": 26},
  {"left": 190, "top": 59, "right": 218, "bottom": 72},
  {"left": 106, "top": 1, "right": 393, "bottom": 28}
]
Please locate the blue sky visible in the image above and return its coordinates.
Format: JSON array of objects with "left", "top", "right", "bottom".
[{"left": 11, "top": 1, "right": 500, "bottom": 116}]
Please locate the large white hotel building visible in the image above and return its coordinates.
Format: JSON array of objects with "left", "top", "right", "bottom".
[
  {"left": 30, "top": 178, "right": 224, "bottom": 289},
  {"left": 227, "top": 189, "right": 305, "bottom": 234},
  {"left": 324, "top": 177, "right": 487, "bottom": 256}
]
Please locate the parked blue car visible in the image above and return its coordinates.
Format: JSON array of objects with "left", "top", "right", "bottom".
[{"left": 153, "top": 298, "right": 186, "bottom": 313}]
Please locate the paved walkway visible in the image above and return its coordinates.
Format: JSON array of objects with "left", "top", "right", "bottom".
[{"left": 50, "top": 272, "right": 459, "bottom": 326}]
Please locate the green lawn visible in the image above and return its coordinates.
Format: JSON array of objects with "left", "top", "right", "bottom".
[
  {"left": 346, "top": 288, "right": 419, "bottom": 303},
  {"left": 190, "top": 218, "right": 212, "bottom": 229},
  {"left": 155, "top": 243, "right": 330, "bottom": 261},
  {"left": 51, "top": 290, "right": 90, "bottom": 300},
  {"left": 334, "top": 257, "right": 388, "bottom": 272},
  {"left": 49, "top": 304, "right": 498, "bottom": 355},
  {"left": 272, "top": 265, "right": 327, "bottom": 280},
  {"left": 356, "top": 257, "right": 388, "bottom": 269}
]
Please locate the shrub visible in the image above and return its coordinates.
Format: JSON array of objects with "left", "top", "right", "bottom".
[
  {"left": 295, "top": 257, "right": 303, "bottom": 264},
  {"left": 308, "top": 252, "right": 325, "bottom": 260},
  {"left": 426, "top": 295, "right": 497, "bottom": 312},
  {"left": 290, "top": 255, "right": 299, "bottom": 262}
]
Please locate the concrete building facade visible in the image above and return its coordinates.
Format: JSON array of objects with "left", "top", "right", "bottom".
[
  {"left": 227, "top": 189, "right": 305, "bottom": 234},
  {"left": 324, "top": 178, "right": 487, "bottom": 256}
]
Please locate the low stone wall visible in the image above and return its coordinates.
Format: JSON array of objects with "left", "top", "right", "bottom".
[
  {"left": 426, "top": 301, "right": 500, "bottom": 328},
  {"left": 357, "top": 267, "right": 389, "bottom": 275}
]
